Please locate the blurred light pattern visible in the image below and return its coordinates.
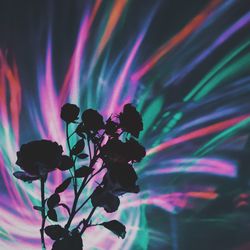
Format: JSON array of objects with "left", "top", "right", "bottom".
[{"left": 0, "top": 0, "right": 250, "bottom": 249}]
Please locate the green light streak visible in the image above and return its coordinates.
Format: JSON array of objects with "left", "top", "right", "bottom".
[
  {"left": 0, "top": 227, "right": 11, "bottom": 241},
  {"left": 162, "top": 112, "right": 183, "bottom": 134},
  {"left": 141, "top": 96, "right": 164, "bottom": 138},
  {"left": 195, "top": 116, "right": 250, "bottom": 156},
  {"left": 195, "top": 51, "right": 250, "bottom": 100},
  {"left": 184, "top": 41, "right": 250, "bottom": 102}
]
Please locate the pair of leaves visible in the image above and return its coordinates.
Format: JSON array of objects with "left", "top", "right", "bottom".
[
  {"left": 13, "top": 171, "right": 39, "bottom": 183},
  {"left": 101, "top": 220, "right": 126, "bottom": 239}
]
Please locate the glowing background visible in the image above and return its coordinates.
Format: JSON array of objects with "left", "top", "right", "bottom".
[{"left": 1, "top": 0, "right": 250, "bottom": 249}]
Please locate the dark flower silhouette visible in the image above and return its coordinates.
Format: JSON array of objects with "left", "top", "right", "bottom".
[
  {"left": 119, "top": 103, "right": 143, "bottom": 138},
  {"left": 101, "top": 139, "right": 127, "bottom": 163},
  {"left": 105, "top": 118, "right": 119, "bottom": 137},
  {"left": 103, "top": 162, "right": 139, "bottom": 196},
  {"left": 81, "top": 109, "right": 105, "bottom": 132},
  {"left": 124, "top": 138, "right": 146, "bottom": 162},
  {"left": 61, "top": 103, "right": 80, "bottom": 123},
  {"left": 101, "top": 138, "right": 146, "bottom": 163},
  {"left": 14, "top": 102, "right": 145, "bottom": 249},
  {"left": 91, "top": 186, "right": 120, "bottom": 213},
  {"left": 109, "top": 163, "right": 138, "bottom": 190},
  {"left": 103, "top": 173, "right": 139, "bottom": 196},
  {"left": 16, "top": 140, "right": 63, "bottom": 176}
]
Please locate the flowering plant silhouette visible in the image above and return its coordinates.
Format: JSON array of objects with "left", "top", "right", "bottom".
[{"left": 13, "top": 103, "right": 145, "bottom": 250}]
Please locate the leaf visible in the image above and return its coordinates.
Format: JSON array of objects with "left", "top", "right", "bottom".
[
  {"left": 47, "top": 193, "right": 60, "bottom": 209},
  {"left": 55, "top": 178, "right": 71, "bottom": 193},
  {"left": 13, "top": 171, "right": 39, "bottom": 183},
  {"left": 45, "top": 225, "right": 66, "bottom": 240},
  {"left": 91, "top": 187, "right": 120, "bottom": 213},
  {"left": 75, "top": 166, "right": 93, "bottom": 178},
  {"left": 76, "top": 122, "right": 86, "bottom": 137},
  {"left": 58, "top": 155, "right": 74, "bottom": 171},
  {"left": 33, "top": 206, "right": 43, "bottom": 212},
  {"left": 103, "top": 194, "right": 120, "bottom": 213},
  {"left": 76, "top": 153, "right": 88, "bottom": 159},
  {"left": 47, "top": 208, "right": 58, "bottom": 222},
  {"left": 101, "top": 220, "right": 126, "bottom": 239},
  {"left": 72, "top": 140, "right": 85, "bottom": 155}
]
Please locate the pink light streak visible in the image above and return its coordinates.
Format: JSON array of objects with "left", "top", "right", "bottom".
[
  {"left": 131, "top": 0, "right": 221, "bottom": 82},
  {"left": 122, "top": 191, "right": 217, "bottom": 213},
  {"left": 146, "top": 158, "right": 236, "bottom": 177},
  {"left": 59, "top": 1, "right": 101, "bottom": 105},
  {"left": 106, "top": 34, "right": 144, "bottom": 116},
  {"left": 147, "top": 114, "right": 250, "bottom": 155}
]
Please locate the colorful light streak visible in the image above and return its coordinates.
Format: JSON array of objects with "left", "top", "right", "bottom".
[
  {"left": 0, "top": 1, "right": 250, "bottom": 249},
  {"left": 131, "top": 0, "right": 221, "bottom": 82},
  {"left": 147, "top": 115, "right": 250, "bottom": 156}
]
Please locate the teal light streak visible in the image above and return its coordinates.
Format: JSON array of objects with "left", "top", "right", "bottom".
[
  {"left": 195, "top": 52, "right": 250, "bottom": 100},
  {"left": 184, "top": 41, "right": 250, "bottom": 102},
  {"left": 195, "top": 116, "right": 250, "bottom": 156}
]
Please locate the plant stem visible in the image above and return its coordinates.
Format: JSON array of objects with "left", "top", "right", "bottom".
[
  {"left": 66, "top": 123, "right": 77, "bottom": 194},
  {"left": 64, "top": 153, "right": 100, "bottom": 230},
  {"left": 40, "top": 177, "right": 46, "bottom": 250},
  {"left": 87, "top": 136, "right": 92, "bottom": 160},
  {"left": 75, "top": 166, "right": 105, "bottom": 213},
  {"left": 75, "top": 192, "right": 93, "bottom": 214},
  {"left": 64, "top": 131, "right": 102, "bottom": 230},
  {"left": 80, "top": 207, "right": 96, "bottom": 235}
]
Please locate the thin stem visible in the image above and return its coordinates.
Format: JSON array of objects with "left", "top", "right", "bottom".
[
  {"left": 75, "top": 165, "right": 105, "bottom": 214},
  {"left": 66, "top": 123, "right": 77, "bottom": 194},
  {"left": 58, "top": 203, "right": 70, "bottom": 216},
  {"left": 64, "top": 130, "right": 102, "bottom": 230},
  {"left": 75, "top": 192, "right": 93, "bottom": 214},
  {"left": 75, "top": 164, "right": 105, "bottom": 212},
  {"left": 64, "top": 154, "right": 100, "bottom": 230},
  {"left": 80, "top": 207, "right": 96, "bottom": 235},
  {"left": 40, "top": 177, "right": 46, "bottom": 250},
  {"left": 87, "top": 136, "right": 92, "bottom": 160},
  {"left": 68, "top": 130, "right": 76, "bottom": 138},
  {"left": 66, "top": 123, "right": 72, "bottom": 154},
  {"left": 87, "top": 223, "right": 100, "bottom": 227}
]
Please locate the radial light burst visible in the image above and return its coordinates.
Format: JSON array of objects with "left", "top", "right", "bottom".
[{"left": 0, "top": 0, "right": 250, "bottom": 249}]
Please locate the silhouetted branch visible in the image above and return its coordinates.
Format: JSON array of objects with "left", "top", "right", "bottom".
[
  {"left": 40, "top": 177, "right": 46, "bottom": 249},
  {"left": 13, "top": 103, "right": 145, "bottom": 249}
]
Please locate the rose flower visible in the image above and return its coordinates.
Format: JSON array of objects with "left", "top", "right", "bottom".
[
  {"left": 101, "top": 138, "right": 146, "bottom": 164},
  {"left": 119, "top": 103, "right": 143, "bottom": 138},
  {"left": 16, "top": 140, "right": 64, "bottom": 176},
  {"left": 60, "top": 103, "right": 80, "bottom": 123},
  {"left": 81, "top": 109, "right": 105, "bottom": 132},
  {"left": 103, "top": 162, "right": 140, "bottom": 196}
]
